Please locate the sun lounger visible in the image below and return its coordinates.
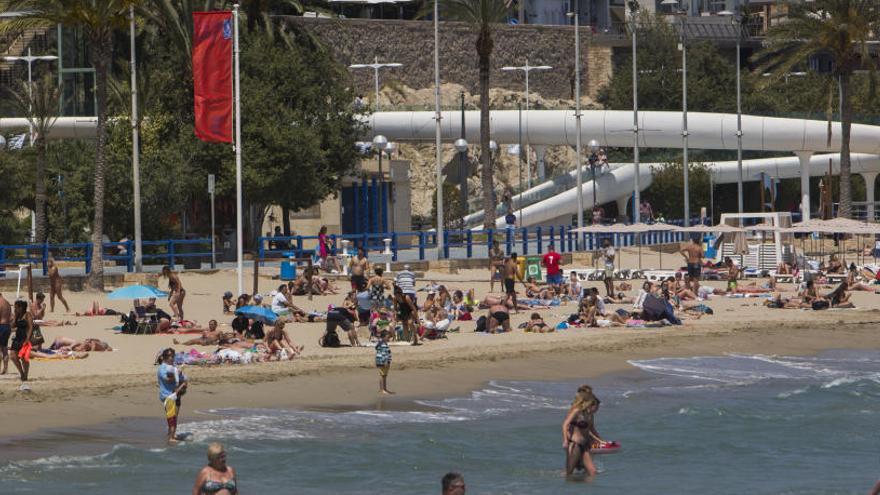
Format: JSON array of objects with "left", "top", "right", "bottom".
[
  {"left": 570, "top": 269, "right": 600, "bottom": 282},
  {"left": 643, "top": 270, "right": 677, "bottom": 281}
]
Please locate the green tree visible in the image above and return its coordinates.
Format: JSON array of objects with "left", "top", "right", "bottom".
[
  {"left": 434, "top": 0, "right": 509, "bottom": 230},
  {"left": 2, "top": 0, "right": 141, "bottom": 289},
  {"left": 753, "top": 0, "right": 880, "bottom": 219},
  {"left": 644, "top": 161, "right": 711, "bottom": 221},
  {"left": 6, "top": 74, "right": 60, "bottom": 243}
]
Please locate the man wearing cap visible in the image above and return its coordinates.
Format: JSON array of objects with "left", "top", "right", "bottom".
[{"left": 395, "top": 264, "right": 418, "bottom": 306}]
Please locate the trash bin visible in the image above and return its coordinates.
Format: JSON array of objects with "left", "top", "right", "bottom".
[
  {"left": 221, "top": 229, "right": 237, "bottom": 262},
  {"left": 280, "top": 258, "right": 297, "bottom": 281},
  {"left": 525, "top": 256, "right": 543, "bottom": 282},
  {"left": 180, "top": 235, "right": 202, "bottom": 270},
  {"left": 516, "top": 257, "right": 526, "bottom": 280}
]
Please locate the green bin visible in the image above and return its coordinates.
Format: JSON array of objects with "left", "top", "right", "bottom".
[{"left": 525, "top": 256, "right": 543, "bottom": 282}]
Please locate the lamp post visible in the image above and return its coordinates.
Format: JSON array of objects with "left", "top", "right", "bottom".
[
  {"left": 349, "top": 57, "right": 403, "bottom": 112},
  {"left": 458, "top": 91, "right": 468, "bottom": 218},
  {"left": 719, "top": 6, "right": 744, "bottom": 216},
  {"left": 433, "top": 0, "right": 444, "bottom": 258},
  {"left": 629, "top": 0, "right": 641, "bottom": 224},
  {"left": 661, "top": 0, "right": 689, "bottom": 226},
  {"left": 4, "top": 48, "right": 59, "bottom": 146},
  {"left": 588, "top": 139, "right": 600, "bottom": 213},
  {"left": 129, "top": 5, "right": 143, "bottom": 272},
  {"left": 373, "top": 134, "right": 389, "bottom": 233},
  {"left": 567, "top": 2, "right": 585, "bottom": 233},
  {"left": 501, "top": 59, "right": 553, "bottom": 190}
]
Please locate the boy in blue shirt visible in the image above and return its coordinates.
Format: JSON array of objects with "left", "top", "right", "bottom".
[
  {"left": 156, "top": 348, "right": 187, "bottom": 444},
  {"left": 375, "top": 330, "right": 393, "bottom": 394}
]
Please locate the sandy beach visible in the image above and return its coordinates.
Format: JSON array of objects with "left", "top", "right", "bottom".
[{"left": 1, "top": 250, "right": 879, "bottom": 442}]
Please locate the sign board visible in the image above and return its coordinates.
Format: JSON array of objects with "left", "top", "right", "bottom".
[{"left": 208, "top": 174, "right": 215, "bottom": 194}]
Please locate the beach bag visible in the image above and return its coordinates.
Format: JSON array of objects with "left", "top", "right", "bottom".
[
  {"left": 120, "top": 313, "right": 138, "bottom": 334},
  {"left": 811, "top": 300, "right": 830, "bottom": 311},
  {"left": 30, "top": 325, "right": 44, "bottom": 347},
  {"left": 319, "top": 328, "right": 341, "bottom": 348},
  {"left": 475, "top": 315, "right": 487, "bottom": 333}
]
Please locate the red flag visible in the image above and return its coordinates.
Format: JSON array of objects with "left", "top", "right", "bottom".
[{"left": 192, "top": 11, "right": 233, "bottom": 143}]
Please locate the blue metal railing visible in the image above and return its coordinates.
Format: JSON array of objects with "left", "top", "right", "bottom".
[
  {"left": 0, "top": 238, "right": 214, "bottom": 275},
  {"left": 256, "top": 225, "right": 688, "bottom": 264}
]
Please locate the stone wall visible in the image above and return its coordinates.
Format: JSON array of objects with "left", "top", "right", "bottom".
[{"left": 284, "top": 17, "right": 618, "bottom": 102}]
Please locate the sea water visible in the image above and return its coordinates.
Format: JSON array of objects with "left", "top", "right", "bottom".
[{"left": 1, "top": 349, "right": 878, "bottom": 493}]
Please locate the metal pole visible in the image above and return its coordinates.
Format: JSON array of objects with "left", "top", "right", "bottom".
[
  {"left": 735, "top": 7, "right": 744, "bottom": 215},
  {"left": 434, "top": 0, "right": 444, "bottom": 258},
  {"left": 211, "top": 184, "right": 216, "bottom": 268},
  {"left": 574, "top": 0, "right": 584, "bottom": 232},
  {"left": 378, "top": 149, "right": 384, "bottom": 232},
  {"left": 459, "top": 91, "right": 467, "bottom": 216},
  {"left": 525, "top": 58, "right": 531, "bottom": 190},
  {"left": 233, "top": 4, "right": 244, "bottom": 295},
  {"left": 519, "top": 103, "right": 524, "bottom": 225},
  {"left": 374, "top": 56, "right": 380, "bottom": 112},
  {"left": 27, "top": 48, "right": 33, "bottom": 147},
  {"left": 632, "top": 4, "right": 640, "bottom": 223},
  {"left": 130, "top": 5, "right": 143, "bottom": 272},
  {"left": 681, "top": 15, "right": 690, "bottom": 227}
]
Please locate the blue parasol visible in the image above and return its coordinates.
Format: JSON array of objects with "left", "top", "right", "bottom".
[
  {"left": 234, "top": 305, "right": 278, "bottom": 324},
  {"left": 107, "top": 284, "right": 168, "bottom": 300}
]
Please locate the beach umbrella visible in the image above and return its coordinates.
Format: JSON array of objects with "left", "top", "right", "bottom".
[
  {"left": 107, "top": 284, "right": 168, "bottom": 300},
  {"left": 235, "top": 305, "right": 278, "bottom": 324}
]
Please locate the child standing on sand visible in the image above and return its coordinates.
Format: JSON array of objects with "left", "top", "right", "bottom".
[{"left": 375, "top": 330, "right": 393, "bottom": 394}]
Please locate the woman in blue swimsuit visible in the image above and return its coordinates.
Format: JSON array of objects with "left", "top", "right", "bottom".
[{"left": 193, "top": 443, "right": 237, "bottom": 494}]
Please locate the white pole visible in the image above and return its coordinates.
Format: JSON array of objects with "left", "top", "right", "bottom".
[
  {"left": 130, "top": 5, "right": 143, "bottom": 272},
  {"left": 374, "top": 56, "right": 380, "bottom": 112},
  {"left": 525, "top": 58, "right": 530, "bottom": 190},
  {"left": 574, "top": 0, "right": 584, "bottom": 232},
  {"left": 735, "top": 7, "right": 744, "bottom": 215},
  {"left": 681, "top": 16, "right": 690, "bottom": 227},
  {"left": 632, "top": 6, "right": 640, "bottom": 223},
  {"left": 27, "top": 48, "right": 33, "bottom": 147},
  {"left": 434, "top": 0, "right": 444, "bottom": 258},
  {"left": 209, "top": 174, "right": 216, "bottom": 268},
  {"left": 233, "top": 5, "right": 244, "bottom": 295}
]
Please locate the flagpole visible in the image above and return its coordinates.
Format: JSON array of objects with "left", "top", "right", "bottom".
[
  {"left": 233, "top": 4, "right": 243, "bottom": 296},
  {"left": 130, "top": 5, "right": 143, "bottom": 272}
]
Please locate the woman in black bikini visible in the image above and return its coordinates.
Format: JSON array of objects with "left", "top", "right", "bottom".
[
  {"left": 162, "top": 266, "right": 186, "bottom": 320},
  {"left": 392, "top": 285, "right": 420, "bottom": 346},
  {"left": 9, "top": 300, "right": 33, "bottom": 383},
  {"left": 561, "top": 385, "right": 606, "bottom": 477}
]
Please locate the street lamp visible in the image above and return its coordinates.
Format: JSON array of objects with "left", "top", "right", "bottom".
[
  {"left": 4, "top": 48, "right": 59, "bottom": 146},
  {"left": 373, "top": 134, "right": 389, "bottom": 233},
  {"left": 719, "top": 5, "right": 744, "bottom": 216},
  {"left": 567, "top": 3, "right": 585, "bottom": 233},
  {"left": 661, "top": 0, "right": 690, "bottom": 226},
  {"left": 501, "top": 59, "right": 553, "bottom": 189},
  {"left": 629, "top": 0, "right": 641, "bottom": 224},
  {"left": 433, "top": 0, "right": 444, "bottom": 258},
  {"left": 349, "top": 57, "right": 403, "bottom": 112},
  {"left": 588, "top": 139, "right": 600, "bottom": 214}
]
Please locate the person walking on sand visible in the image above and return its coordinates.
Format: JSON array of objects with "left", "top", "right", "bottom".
[
  {"left": 349, "top": 247, "right": 370, "bottom": 291},
  {"left": 193, "top": 442, "right": 237, "bottom": 495},
  {"left": 680, "top": 237, "right": 704, "bottom": 280},
  {"left": 0, "top": 292, "right": 10, "bottom": 375},
  {"left": 157, "top": 348, "right": 188, "bottom": 444},
  {"left": 9, "top": 300, "right": 33, "bottom": 384},
  {"left": 162, "top": 266, "right": 186, "bottom": 320},
  {"left": 375, "top": 329, "right": 393, "bottom": 394},
  {"left": 441, "top": 472, "right": 466, "bottom": 495},
  {"left": 489, "top": 242, "right": 503, "bottom": 292},
  {"left": 47, "top": 258, "right": 70, "bottom": 313},
  {"left": 503, "top": 253, "right": 525, "bottom": 313},
  {"left": 600, "top": 239, "right": 616, "bottom": 298}
]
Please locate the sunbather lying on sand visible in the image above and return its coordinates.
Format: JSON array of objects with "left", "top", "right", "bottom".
[
  {"left": 524, "top": 313, "right": 552, "bottom": 333},
  {"left": 173, "top": 320, "right": 238, "bottom": 346},
  {"left": 479, "top": 294, "right": 548, "bottom": 310},
  {"left": 76, "top": 301, "right": 122, "bottom": 316},
  {"left": 50, "top": 337, "right": 113, "bottom": 352},
  {"left": 31, "top": 349, "right": 88, "bottom": 360}
]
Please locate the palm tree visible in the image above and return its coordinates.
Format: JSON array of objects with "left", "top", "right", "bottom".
[
  {"left": 754, "top": 0, "right": 880, "bottom": 219},
  {"left": 7, "top": 75, "right": 60, "bottom": 244},
  {"left": 2, "top": 0, "right": 139, "bottom": 289},
  {"left": 434, "top": 0, "right": 509, "bottom": 230}
]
